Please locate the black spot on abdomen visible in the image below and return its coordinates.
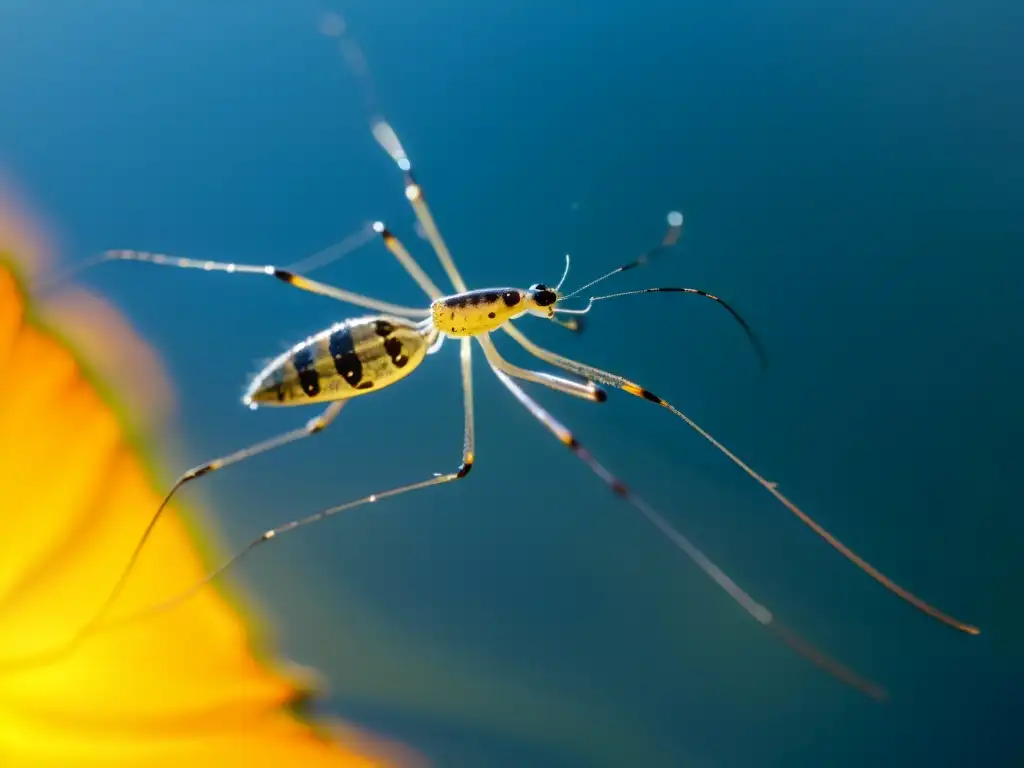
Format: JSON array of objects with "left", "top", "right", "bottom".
[
  {"left": 384, "top": 337, "right": 409, "bottom": 368},
  {"left": 292, "top": 346, "right": 320, "bottom": 397},
  {"left": 329, "top": 327, "right": 363, "bottom": 388}
]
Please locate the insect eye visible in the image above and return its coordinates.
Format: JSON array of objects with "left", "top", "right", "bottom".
[{"left": 530, "top": 284, "right": 558, "bottom": 307}]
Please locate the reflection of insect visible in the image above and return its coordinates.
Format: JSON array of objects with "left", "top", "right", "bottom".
[{"left": 35, "top": 18, "right": 977, "bottom": 700}]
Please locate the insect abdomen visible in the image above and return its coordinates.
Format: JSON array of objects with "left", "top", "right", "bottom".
[
  {"left": 431, "top": 288, "right": 525, "bottom": 336},
  {"left": 245, "top": 316, "right": 430, "bottom": 406}
]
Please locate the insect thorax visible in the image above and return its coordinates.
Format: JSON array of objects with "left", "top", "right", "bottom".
[
  {"left": 430, "top": 288, "right": 529, "bottom": 336},
  {"left": 244, "top": 315, "right": 432, "bottom": 406}
]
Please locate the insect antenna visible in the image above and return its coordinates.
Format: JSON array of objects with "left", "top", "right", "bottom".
[
  {"left": 554, "top": 253, "right": 572, "bottom": 292},
  {"left": 586, "top": 287, "right": 769, "bottom": 371},
  {"left": 555, "top": 211, "right": 767, "bottom": 369},
  {"left": 559, "top": 210, "right": 684, "bottom": 301}
]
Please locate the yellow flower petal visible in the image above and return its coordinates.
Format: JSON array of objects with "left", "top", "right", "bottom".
[{"left": 0, "top": 201, "right": 414, "bottom": 768}]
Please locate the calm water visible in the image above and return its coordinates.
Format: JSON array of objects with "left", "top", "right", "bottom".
[{"left": 2, "top": 1, "right": 1022, "bottom": 765}]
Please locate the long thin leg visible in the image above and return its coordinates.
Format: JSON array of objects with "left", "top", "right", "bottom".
[
  {"left": 99, "top": 250, "right": 428, "bottom": 317},
  {"left": 283, "top": 222, "right": 377, "bottom": 275},
  {"left": 287, "top": 219, "right": 448, "bottom": 305},
  {"left": 477, "top": 333, "right": 604, "bottom": 403},
  {"left": 502, "top": 323, "right": 979, "bottom": 635},
  {"left": 0, "top": 400, "right": 350, "bottom": 670},
  {"left": 37, "top": 225, "right": 370, "bottom": 295},
  {"left": 484, "top": 358, "right": 887, "bottom": 701},
  {"left": 321, "top": 17, "right": 469, "bottom": 294},
  {"left": 4, "top": 338, "right": 478, "bottom": 664},
  {"left": 371, "top": 122, "right": 468, "bottom": 293},
  {"left": 372, "top": 221, "right": 443, "bottom": 300}
]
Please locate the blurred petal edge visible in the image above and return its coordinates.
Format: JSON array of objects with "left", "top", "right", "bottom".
[{"left": 0, "top": 195, "right": 420, "bottom": 768}]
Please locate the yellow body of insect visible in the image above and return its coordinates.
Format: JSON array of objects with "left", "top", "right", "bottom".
[
  {"left": 430, "top": 284, "right": 558, "bottom": 336},
  {"left": 244, "top": 315, "right": 435, "bottom": 406}
]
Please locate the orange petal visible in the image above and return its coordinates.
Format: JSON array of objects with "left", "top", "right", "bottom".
[{"left": 0, "top": 203, "right": 412, "bottom": 768}]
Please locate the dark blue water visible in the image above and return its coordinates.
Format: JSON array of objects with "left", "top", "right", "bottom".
[{"left": 3, "top": 1, "right": 1022, "bottom": 765}]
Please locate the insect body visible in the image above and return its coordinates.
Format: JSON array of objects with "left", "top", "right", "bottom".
[
  {"left": 246, "top": 315, "right": 435, "bottom": 405},
  {"left": 9, "top": 17, "right": 978, "bottom": 701},
  {"left": 430, "top": 284, "right": 558, "bottom": 337}
]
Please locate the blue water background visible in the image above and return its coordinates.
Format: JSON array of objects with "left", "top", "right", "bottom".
[{"left": 2, "top": 1, "right": 1022, "bottom": 765}]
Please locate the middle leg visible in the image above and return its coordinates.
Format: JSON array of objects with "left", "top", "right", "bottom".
[
  {"left": 484, "top": 359, "right": 887, "bottom": 701},
  {"left": 502, "top": 322, "right": 978, "bottom": 635},
  {"left": 86, "top": 337, "right": 477, "bottom": 635},
  {"left": 477, "top": 332, "right": 604, "bottom": 403}
]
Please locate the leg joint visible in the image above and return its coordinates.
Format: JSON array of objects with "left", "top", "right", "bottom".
[
  {"left": 184, "top": 462, "right": 218, "bottom": 482},
  {"left": 455, "top": 452, "right": 475, "bottom": 479}
]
